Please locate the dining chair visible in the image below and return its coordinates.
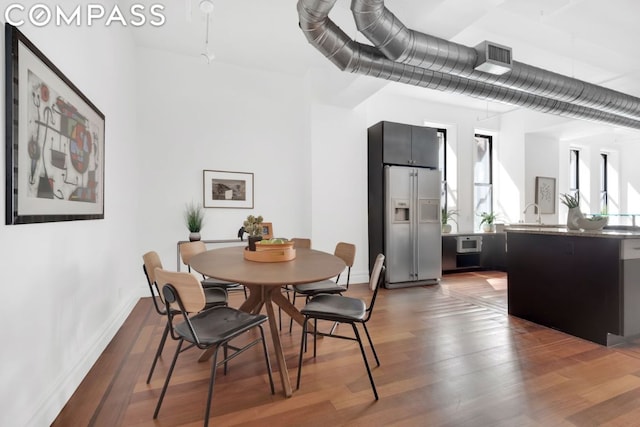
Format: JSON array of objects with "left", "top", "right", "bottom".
[
  {"left": 142, "top": 251, "right": 227, "bottom": 384},
  {"left": 289, "top": 242, "right": 356, "bottom": 332},
  {"left": 153, "top": 268, "right": 274, "bottom": 427},
  {"left": 297, "top": 253, "right": 385, "bottom": 400},
  {"left": 279, "top": 238, "right": 312, "bottom": 330},
  {"left": 179, "top": 241, "right": 247, "bottom": 298}
]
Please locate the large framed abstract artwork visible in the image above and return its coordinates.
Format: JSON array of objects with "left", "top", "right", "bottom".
[
  {"left": 5, "top": 24, "right": 105, "bottom": 224},
  {"left": 203, "top": 170, "right": 254, "bottom": 209}
]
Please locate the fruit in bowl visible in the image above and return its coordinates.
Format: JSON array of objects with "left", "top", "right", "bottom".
[
  {"left": 256, "top": 238, "right": 289, "bottom": 245},
  {"left": 255, "top": 238, "right": 295, "bottom": 251}
]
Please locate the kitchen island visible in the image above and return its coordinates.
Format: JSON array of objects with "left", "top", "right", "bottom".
[{"left": 506, "top": 226, "right": 640, "bottom": 346}]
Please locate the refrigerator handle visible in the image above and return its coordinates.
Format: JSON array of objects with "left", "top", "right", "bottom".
[{"left": 412, "top": 170, "right": 418, "bottom": 279}]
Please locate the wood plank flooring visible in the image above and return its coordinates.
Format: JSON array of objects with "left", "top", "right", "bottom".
[{"left": 53, "top": 271, "right": 640, "bottom": 426}]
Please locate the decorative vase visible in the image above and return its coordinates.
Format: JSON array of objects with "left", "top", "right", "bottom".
[
  {"left": 189, "top": 232, "right": 201, "bottom": 242},
  {"left": 442, "top": 224, "right": 452, "bottom": 234},
  {"left": 248, "top": 235, "right": 263, "bottom": 251},
  {"left": 566, "top": 207, "right": 583, "bottom": 230},
  {"left": 482, "top": 223, "right": 495, "bottom": 232}
]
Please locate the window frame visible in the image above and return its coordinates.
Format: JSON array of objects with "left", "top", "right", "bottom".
[{"left": 473, "top": 133, "right": 493, "bottom": 230}]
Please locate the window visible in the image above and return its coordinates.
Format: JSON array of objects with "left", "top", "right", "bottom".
[
  {"left": 474, "top": 134, "right": 493, "bottom": 231},
  {"left": 438, "top": 129, "right": 447, "bottom": 211},
  {"left": 600, "top": 153, "right": 608, "bottom": 213},
  {"left": 569, "top": 149, "right": 580, "bottom": 202}
]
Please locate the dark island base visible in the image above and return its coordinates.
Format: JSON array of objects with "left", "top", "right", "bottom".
[{"left": 507, "top": 231, "right": 625, "bottom": 346}]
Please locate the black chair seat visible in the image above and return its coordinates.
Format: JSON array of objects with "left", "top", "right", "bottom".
[
  {"left": 294, "top": 281, "right": 345, "bottom": 296},
  {"left": 204, "top": 287, "right": 228, "bottom": 307},
  {"left": 202, "top": 278, "right": 239, "bottom": 288},
  {"left": 301, "top": 294, "right": 366, "bottom": 322},
  {"left": 175, "top": 306, "right": 268, "bottom": 346}
]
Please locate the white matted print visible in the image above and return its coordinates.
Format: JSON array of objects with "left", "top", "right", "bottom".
[{"left": 535, "top": 176, "right": 556, "bottom": 214}]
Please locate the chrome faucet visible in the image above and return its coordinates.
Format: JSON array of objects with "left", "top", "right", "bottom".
[{"left": 523, "top": 203, "right": 541, "bottom": 224}]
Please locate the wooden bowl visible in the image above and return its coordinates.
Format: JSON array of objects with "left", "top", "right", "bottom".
[{"left": 244, "top": 246, "right": 296, "bottom": 262}]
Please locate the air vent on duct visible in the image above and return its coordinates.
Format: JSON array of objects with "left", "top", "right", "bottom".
[{"left": 474, "top": 41, "right": 512, "bottom": 75}]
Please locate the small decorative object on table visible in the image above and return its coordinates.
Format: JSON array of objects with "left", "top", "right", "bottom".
[
  {"left": 479, "top": 211, "right": 497, "bottom": 232},
  {"left": 243, "top": 214, "right": 264, "bottom": 250},
  {"left": 442, "top": 208, "right": 458, "bottom": 234},
  {"left": 185, "top": 201, "right": 204, "bottom": 241}
]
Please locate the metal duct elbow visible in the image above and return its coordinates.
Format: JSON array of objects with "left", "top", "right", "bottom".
[
  {"left": 350, "top": 0, "right": 478, "bottom": 73},
  {"left": 298, "top": 0, "right": 360, "bottom": 71}
]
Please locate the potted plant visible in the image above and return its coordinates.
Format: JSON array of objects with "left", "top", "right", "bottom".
[
  {"left": 479, "top": 211, "right": 497, "bottom": 232},
  {"left": 560, "top": 193, "right": 582, "bottom": 230},
  {"left": 441, "top": 208, "right": 458, "bottom": 233},
  {"left": 243, "top": 214, "right": 264, "bottom": 250},
  {"left": 185, "top": 202, "right": 205, "bottom": 241}
]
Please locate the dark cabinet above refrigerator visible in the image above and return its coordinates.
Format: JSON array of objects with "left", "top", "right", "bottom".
[{"left": 369, "top": 121, "right": 439, "bottom": 169}]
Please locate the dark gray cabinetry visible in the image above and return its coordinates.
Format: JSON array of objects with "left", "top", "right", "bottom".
[
  {"left": 442, "top": 233, "right": 506, "bottom": 272},
  {"left": 480, "top": 233, "right": 507, "bottom": 270},
  {"left": 373, "top": 121, "right": 439, "bottom": 168},
  {"left": 442, "top": 236, "right": 457, "bottom": 271}
]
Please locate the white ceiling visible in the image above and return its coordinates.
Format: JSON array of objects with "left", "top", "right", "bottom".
[{"left": 127, "top": 0, "right": 640, "bottom": 134}]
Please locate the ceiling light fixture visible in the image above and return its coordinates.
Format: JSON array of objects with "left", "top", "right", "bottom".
[{"left": 200, "top": 0, "right": 215, "bottom": 64}]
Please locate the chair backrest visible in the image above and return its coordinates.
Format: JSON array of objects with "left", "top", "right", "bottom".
[
  {"left": 155, "top": 268, "right": 206, "bottom": 314},
  {"left": 179, "top": 241, "right": 207, "bottom": 270},
  {"left": 334, "top": 242, "right": 356, "bottom": 267},
  {"left": 142, "top": 251, "right": 166, "bottom": 314},
  {"left": 334, "top": 242, "right": 356, "bottom": 286},
  {"left": 291, "top": 238, "right": 311, "bottom": 249},
  {"left": 369, "top": 253, "right": 385, "bottom": 291},
  {"left": 364, "top": 254, "right": 386, "bottom": 321}
]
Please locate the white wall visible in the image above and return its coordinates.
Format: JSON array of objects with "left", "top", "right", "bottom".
[
  {"left": 135, "top": 48, "right": 311, "bottom": 270},
  {"left": 524, "top": 133, "right": 560, "bottom": 223},
  {"left": 308, "top": 103, "right": 368, "bottom": 281},
  {"left": 0, "top": 14, "right": 140, "bottom": 427}
]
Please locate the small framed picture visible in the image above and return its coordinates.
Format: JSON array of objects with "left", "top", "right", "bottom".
[
  {"left": 203, "top": 170, "right": 254, "bottom": 209},
  {"left": 260, "top": 222, "right": 273, "bottom": 239},
  {"left": 535, "top": 176, "right": 556, "bottom": 214}
]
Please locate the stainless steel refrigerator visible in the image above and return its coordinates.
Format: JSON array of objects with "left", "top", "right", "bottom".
[{"left": 384, "top": 165, "right": 441, "bottom": 288}]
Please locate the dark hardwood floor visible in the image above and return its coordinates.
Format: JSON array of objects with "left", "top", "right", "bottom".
[{"left": 53, "top": 271, "right": 640, "bottom": 426}]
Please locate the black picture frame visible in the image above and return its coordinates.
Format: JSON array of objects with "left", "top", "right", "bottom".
[
  {"left": 5, "top": 24, "right": 105, "bottom": 224},
  {"left": 202, "top": 169, "right": 254, "bottom": 209}
]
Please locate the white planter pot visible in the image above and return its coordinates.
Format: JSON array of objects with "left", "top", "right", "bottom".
[
  {"left": 482, "top": 223, "right": 495, "bottom": 232},
  {"left": 566, "top": 207, "right": 583, "bottom": 230}
]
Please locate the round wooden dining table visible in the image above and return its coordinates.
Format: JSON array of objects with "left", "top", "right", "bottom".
[{"left": 190, "top": 245, "right": 346, "bottom": 397}]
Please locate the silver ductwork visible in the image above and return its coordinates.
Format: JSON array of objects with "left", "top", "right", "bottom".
[{"left": 297, "top": 0, "right": 640, "bottom": 130}]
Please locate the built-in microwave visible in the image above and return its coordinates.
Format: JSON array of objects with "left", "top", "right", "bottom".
[{"left": 456, "top": 235, "right": 482, "bottom": 253}]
